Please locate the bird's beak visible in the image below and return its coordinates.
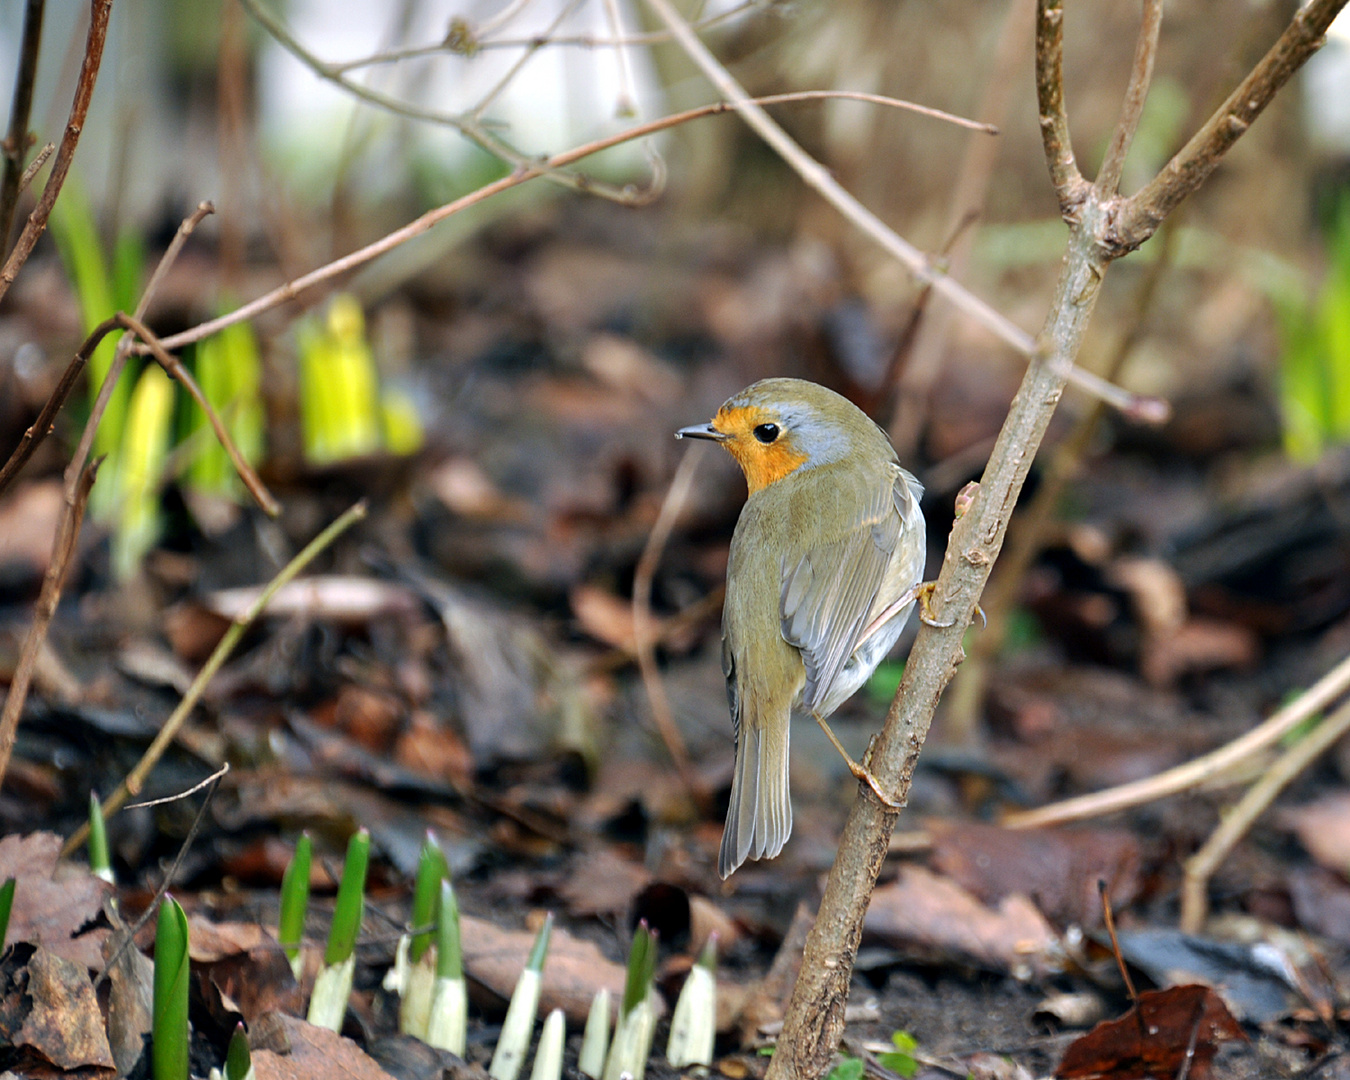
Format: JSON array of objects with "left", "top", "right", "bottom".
[{"left": 675, "top": 423, "right": 727, "bottom": 442}]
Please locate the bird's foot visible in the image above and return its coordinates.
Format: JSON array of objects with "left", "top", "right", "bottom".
[{"left": 813, "top": 714, "right": 901, "bottom": 809}]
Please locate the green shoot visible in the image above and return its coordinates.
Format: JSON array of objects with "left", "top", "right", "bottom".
[
  {"left": 186, "top": 316, "right": 264, "bottom": 501},
  {"left": 87, "top": 792, "right": 114, "bottom": 885},
  {"left": 307, "top": 828, "right": 370, "bottom": 1031},
  {"left": 398, "top": 834, "right": 449, "bottom": 1037},
  {"left": 620, "top": 922, "right": 657, "bottom": 1019},
  {"left": 152, "top": 896, "right": 191, "bottom": 1080},
  {"left": 223, "top": 1021, "right": 253, "bottom": 1080},
  {"left": 278, "top": 833, "right": 312, "bottom": 981},
  {"left": 298, "top": 295, "right": 382, "bottom": 464},
  {"left": 489, "top": 913, "right": 553, "bottom": 1080},
  {"left": 0, "top": 877, "right": 14, "bottom": 951},
  {"left": 425, "top": 880, "right": 467, "bottom": 1055}
]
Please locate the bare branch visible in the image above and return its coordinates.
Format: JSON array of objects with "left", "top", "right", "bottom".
[
  {"left": 1114, "top": 0, "right": 1348, "bottom": 252},
  {"left": 0, "top": 456, "right": 99, "bottom": 789},
  {"left": 1094, "top": 0, "right": 1163, "bottom": 197},
  {"left": 142, "top": 92, "right": 987, "bottom": 356},
  {"left": 1035, "top": 0, "right": 1089, "bottom": 216},
  {"left": 237, "top": 0, "right": 645, "bottom": 206},
  {"left": 0, "top": 0, "right": 46, "bottom": 247},
  {"left": 0, "top": 0, "right": 111, "bottom": 304},
  {"left": 15, "top": 142, "right": 53, "bottom": 197},
  {"left": 644, "top": 0, "right": 1035, "bottom": 360}
]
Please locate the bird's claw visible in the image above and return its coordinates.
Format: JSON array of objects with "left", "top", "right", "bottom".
[
  {"left": 848, "top": 759, "right": 902, "bottom": 809},
  {"left": 916, "top": 582, "right": 954, "bottom": 628}
]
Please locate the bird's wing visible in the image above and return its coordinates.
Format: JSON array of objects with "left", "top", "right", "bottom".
[{"left": 779, "top": 464, "right": 909, "bottom": 714}]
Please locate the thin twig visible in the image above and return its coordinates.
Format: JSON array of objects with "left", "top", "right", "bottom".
[
  {"left": 0, "top": 0, "right": 112, "bottom": 306},
  {"left": 237, "top": 0, "right": 643, "bottom": 206},
  {"left": 644, "top": 0, "right": 1163, "bottom": 422},
  {"left": 1112, "top": 0, "right": 1347, "bottom": 252},
  {"left": 92, "top": 765, "right": 228, "bottom": 992},
  {"left": 14, "top": 142, "right": 53, "bottom": 197},
  {"left": 119, "top": 313, "right": 280, "bottom": 516},
  {"left": 645, "top": 0, "right": 1032, "bottom": 359},
  {"left": 470, "top": 0, "right": 586, "bottom": 122},
  {"left": 0, "top": 457, "right": 99, "bottom": 788},
  {"left": 1034, "top": 0, "right": 1089, "bottom": 216},
  {"left": 632, "top": 443, "right": 708, "bottom": 806},
  {"left": 1094, "top": 0, "right": 1163, "bottom": 198},
  {"left": 1002, "top": 650, "right": 1350, "bottom": 830},
  {"left": 332, "top": 1, "right": 758, "bottom": 70},
  {"left": 141, "top": 91, "right": 987, "bottom": 356},
  {"left": 62, "top": 501, "right": 368, "bottom": 859},
  {"left": 0, "top": 203, "right": 217, "bottom": 499},
  {"left": 124, "top": 762, "right": 230, "bottom": 810},
  {"left": 1180, "top": 695, "right": 1350, "bottom": 933},
  {"left": 0, "top": 0, "right": 46, "bottom": 251}
]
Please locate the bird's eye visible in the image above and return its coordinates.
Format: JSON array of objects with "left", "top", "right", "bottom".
[{"left": 753, "top": 423, "right": 780, "bottom": 444}]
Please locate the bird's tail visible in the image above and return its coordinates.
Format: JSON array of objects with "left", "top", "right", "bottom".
[{"left": 718, "top": 719, "right": 791, "bottom": 878}]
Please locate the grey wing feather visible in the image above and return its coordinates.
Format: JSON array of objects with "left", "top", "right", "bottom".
[{"left": 780, "top": 466, "right": 903, "bottom": 714}]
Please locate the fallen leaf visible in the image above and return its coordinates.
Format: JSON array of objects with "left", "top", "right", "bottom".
[
  {"left": 1279, "top": 792, "right": 1350, "bottom": 876},
  {"left": 930, "top": 820, "right": 1141, "bottom": 927},
  {"left": 864, "top": 865, "right": 1059, "bottom": 979},
  {"left": 252, "top": 1012, "right": 398, "bottom": 1080},
  {"left": 0, "top": 832, "right": 112, "bottom": 969},
  {"left": 461, "top": 914, "right": 633, "bottom": 1025},
  {"left": 15, "top": 946, "right": 116, "bottom": 1071},
  {"left": 1055, "top": 984, "right": 1245, "bottom": 1079}
]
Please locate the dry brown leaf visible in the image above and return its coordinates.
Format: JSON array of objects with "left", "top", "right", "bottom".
[
  {"left": 252, "top": 1013, "right": 397, "bottom": 1080},
  {"left": 929, "top": 820, "right": 1141, "bottom": 927},
  {"left": 1279, "top": 792, "right": 1350, "bottom": 877},
  {"left": 0, "top": 832, "right": 111, "bottom": 970},
  {"left": 461, "top": 914, "right": 633, "bottom": 1025},
  {"left": 864, "top": 865, "right": 1058, "bottom": 979},
  {"left": 16, "top": 946, "right": 115, "bottom": 1071}
]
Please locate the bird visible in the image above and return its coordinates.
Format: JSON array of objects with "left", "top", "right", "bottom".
[{"left": 676, "top": 378, "right": 928, "bottom": 878}]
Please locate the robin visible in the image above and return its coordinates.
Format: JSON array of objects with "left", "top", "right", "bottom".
[{"left": 677, "top": 378, "right": 929, "bottom": 878}]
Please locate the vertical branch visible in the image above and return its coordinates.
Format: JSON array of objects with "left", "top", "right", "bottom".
[
  {"left": 1035, "top": 0, "right": 1088, "bottom": 218},
  {"left": 0, "top": 0, "right": 47, "bottom": 249},
  {"left": 0, "top": 0, "right": 113, "bottom": 305},
  {"left": 1094, "top": 0, "right": 1164, "bottom": 197}
]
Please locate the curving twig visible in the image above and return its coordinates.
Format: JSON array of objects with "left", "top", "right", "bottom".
[
  {"left": 141, "top": 91, "right": 990, "bottom": 357},
  {"left": 1034, "top": 0, "right": 1088, "bottom": 217},
  {"left": 1094, "top": 0, "right": 1164, "bottom": 198},
  {"left": 0, "top": 0, "right": 47, "bottom": 247},
  {"left": 0, "top": 0, "right": 112, "bottom": 306},
  {"left": 1181, "top": 694, "right": 1350, "bottom": 933},
  {"left": 1111, "top": 0, "right": 1346, "bottom": 253}
]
